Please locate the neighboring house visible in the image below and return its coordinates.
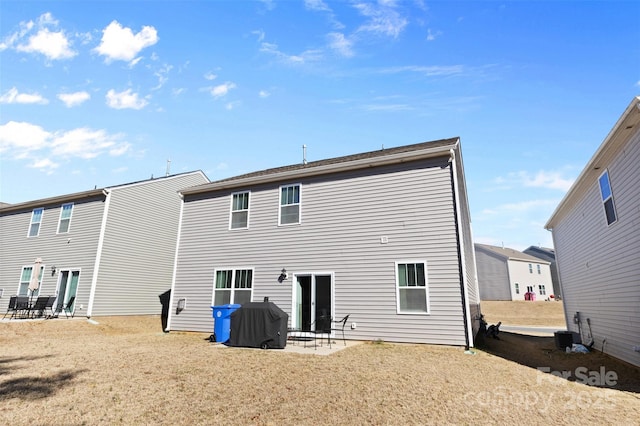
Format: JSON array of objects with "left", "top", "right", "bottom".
[
  {"left": 0, "top": 171, "right": 209, "bottom": 318},
  {"left": 475, "top": 244, "right": 553, "bottom": 301},
  {"left": 545, "top": 96, "right": 640, "bottom": 368},
  {"left": 523, "top": 246, "right": 562, "bottom": 299},
  {"left": 168, "top": 138, "right": 481, "bottom": 348}
]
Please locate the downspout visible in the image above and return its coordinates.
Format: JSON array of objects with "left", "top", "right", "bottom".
[
  {"left": 449, "top": 148, "right": 473, "bottom": 350},
  {"left": 166, "top": 192, "right": 186, "bottom": 332},
  {"left": 87, "top": 189, "right": 111, "bottom": 317}
]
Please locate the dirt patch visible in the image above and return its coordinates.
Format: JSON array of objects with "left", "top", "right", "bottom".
[
  {"left": 481, "top": 300, "right": 566, "bottom": 326},
  {"left": 1, "top": 316, "right": 638, "bottom": 425}
]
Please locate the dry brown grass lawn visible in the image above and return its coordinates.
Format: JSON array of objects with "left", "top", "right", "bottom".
[
  {"left": 481, "top": 300, "right": 566, "bottom": 326},
  {"left": 1, "top": 315, "right": 639, "bottom": 425}
]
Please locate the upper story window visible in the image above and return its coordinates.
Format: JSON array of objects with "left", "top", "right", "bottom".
[
  {"left": 28, "top": 208, "right": 44, "bottom": 237},
  {"left": 58, "top": 203, "right": 74, "bottom": 233},
  {"left": 213, "top": 268, "right": 253, "bottom": 305},
  {"left": 279, "top": 184, "right": 301, "bottom": 225},
  {"left": 528, "top": 263, "right": 533, "bottom": 273},
  {"left": 19, "top": 265, "right": 43, "bottom": 297},
  {"left": 536, "top": 264, "right": 541, "bottom": 274},
  {"left": 598, "top": 170, "right": 617, "bottom": 225},
  {"left": 396, "top": 261, "right": 429, "bottom": 314},
  {"left": 514, "top": 283, "right": 520, "bottom": 294},
  {"left": 230, "top": 192, "right": 249, "bottom": 229}
]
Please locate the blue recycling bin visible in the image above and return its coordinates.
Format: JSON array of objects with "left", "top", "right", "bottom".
[{"left": 211, "top": 304, "right": 241, "bottom": 343}]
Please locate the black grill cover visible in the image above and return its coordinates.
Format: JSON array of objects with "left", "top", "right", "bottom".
[{"left": 228, "top": 302, "right": 289, "bottom": 349}]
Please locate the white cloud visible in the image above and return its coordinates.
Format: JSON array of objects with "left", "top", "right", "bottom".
[
  {"left": 94, "top": 20, "right": 158, "bottom": 64},
  {"left": 17, "top": 27, "right": 76, "bottom": 60},
  {"left": 0, "top": 121, "right": 50, "bottom": 153},
  {"left": 152, "top": 64, "right": 173, "bottom": 90},
  {"left": 353, "top": 1, "right": 408, "bottom": 38},
  {"left": 209, "top": 82, "right": 237, "bottom": 99},
  {"left": 2, "top": 13, "right": 76, "bottom": 61},
  {"left": 379, "top": 65, "right": 464, "bottom": 77},
  {"left": 500, "top": 170, "right": 575, "bottom": 192},
  {"left": 204, "top": 72, "right": 218, "bottom": 81},
  {"left": 0, "top": 121, "right": 130, "bottom": 173},
  {"left": 105, "top": 89, "right": 149, "bottom": 110},
  {"left": 426, "top": 29, "right": 442, "bottom": 41},
  {"left": 0, "top": 87, "right": 48, "bottom": 104},
  {"left": 304, "top": 0, "right": 331, "bottom": 12},
  {"left": 58, "top": 91, "right": 90, "bottom": 107},
  {"left": 252, "top": 30, "right": 266, "bottom": 43},
  {"left": 225, "top": 101, "right": 241, "bottom": 110},
  {"left": 327, "top": 32, "right": 354, "bottom": 57},
  {"left": 259, "top": 90, "right": 271, "bottom": 98},
  {"left": 260, "top": 41, "right": 322, "bottom": 64},
  {"left": 482, "top": 199, "right": 559, "bottom": 215},
  {"left": 51, "top": 128, "right": 130, "bottom": 159}
]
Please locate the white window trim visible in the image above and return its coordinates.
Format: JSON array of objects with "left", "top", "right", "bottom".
[
  {"left": 57, "top": 202, "right": 74, "bottom": 234},
  {"left": 211, "top": 267, "right": 255, "bottom": 305},
  {"left": 229, "top": 191, "right": 250, "bottom": 230},
  {"left": 28, "top": 208, "right": 44, "bottom": 237},
  {"left": 598, "top": 169, "right": 618, "bottom": 226},
  {"left": 278, "top": 183, "right": 302, "bottom": 226},
  {"left": 395, "top": 260, "right": 430, "bottom": 315},
  {"left": 18, "top": 265, "right": 45, "bottom": 297}
]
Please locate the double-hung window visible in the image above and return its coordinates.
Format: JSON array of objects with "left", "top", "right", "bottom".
[
  {"left": 539, "top": 285, "right": 546, "bottom": 295},
  {"left": 213, "top": 269, "right": 253, "bottom": 305},
  {"left": 528, "top": 263, "right": 533, "bottom": 273},
  {"left": 19, "top": 266, "right": 43, "bottom": 297},
  {"left": 598, "top": 170, "right": 617, "bottom": 225},
  {"left": 28, "top": 208, "right": 44, "bottom": 237},
  {"left": 515, "top": 283, "right": 520, "bottom": 294},
  {"left": 230, "top": 192, "right": 249, "bottom": 229},
  {"left": 396, "top": 261, "right": 429, "bottom": 313},
  {"left": 536, "top": 264, "right": 541, "bottom": 274},
  {"left": 58, "top": 203, "right": 74, "bottom": 233},
  {"left": 279, "top": 184, "right": 300, "bottom": 225}
]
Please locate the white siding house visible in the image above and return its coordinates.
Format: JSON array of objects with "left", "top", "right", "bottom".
[
  {"left": 545, "top": 96, "right": 640, "bottom": 368},
  {"left": 0, "top": 171, "right": 209, "bottom": 318},
  {"left": 475, "top": 244, "right": 553, "bottom": 301},
  {"left": 169, "top": 138, "right": 481, "bottom": 348}
]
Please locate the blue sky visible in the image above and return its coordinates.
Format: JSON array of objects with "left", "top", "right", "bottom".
[{"left": 1, "top": 1, "right": 638, "bottom": 251}]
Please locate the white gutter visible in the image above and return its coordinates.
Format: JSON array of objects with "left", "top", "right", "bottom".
[
  {"left": 86, "top": 189, "right": 111, "bottom": 317},
  {"left": 166, "top": 194, "right": 185, "bottom": 331}
]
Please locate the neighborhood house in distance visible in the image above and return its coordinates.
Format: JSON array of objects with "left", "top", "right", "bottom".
[
  {"left": 0, "top": 171, "right": 209, "bottom": 319},
  {"left": 523, "top": 245, "right": 561, "bottom": 300},
  {"left": 546, "top": 96, "right": 640, "bottom": 368},
  {"left": 168, "top": 138, "right": 482, "bottom": 348},
  {"left": 474, "top": 243, "right": 554, "bottom": 301}
]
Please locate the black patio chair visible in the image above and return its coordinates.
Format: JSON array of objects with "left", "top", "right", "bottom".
[
  {"left": 61, "top": 296, "right": 76, "bottom": 318},
  {"left": 15, "top": 296, "right": 31, "bottom": 319},
  {"left": 29, "top": 296, "right": 49, "bottom": 318},
  {"left": 330, "top": 314, "right": 350, "bottom": 346},
  {"left": 43, "top": 296, "right": 57, "bottom": 319},
  {"left": 3, "top": 295, "right": 18, "bottom": 319}
]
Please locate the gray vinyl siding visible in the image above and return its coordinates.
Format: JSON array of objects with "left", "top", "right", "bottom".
[
  {"left": 171, "top": 157, "right": 469, "bottom": 346},
  {"left": 552, "top": 129, "right": 640, "bottom": 367},
  {"left": 0, "top": 196, "right": 106, "bottom": 316},
  {"left": 475, "top": 249, "right": 512, "bottom": 300},
  {"left": 90, "top": 173, "right": 208, "bottom": 316}
]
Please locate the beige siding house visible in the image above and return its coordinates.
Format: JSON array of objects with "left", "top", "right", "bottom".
[
  {"left": 546, "top": 96, "right": 640, "bottom": 367},
  {"left": 475, "top": 244, "right": 553, "bottom": 301},
  {"left": 169, "top": 138, "right": 481, "bottom": 348},
  {"left": 0, "top": 171, "right": 208, "bottom": 318}
]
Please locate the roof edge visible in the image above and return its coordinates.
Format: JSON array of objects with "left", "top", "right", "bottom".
[
  {"left": 545, "top": 96, "right": 640, "bottom": 229},
  {"left": 182, "top": 138, "right": 459, "bottom": 195}
]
